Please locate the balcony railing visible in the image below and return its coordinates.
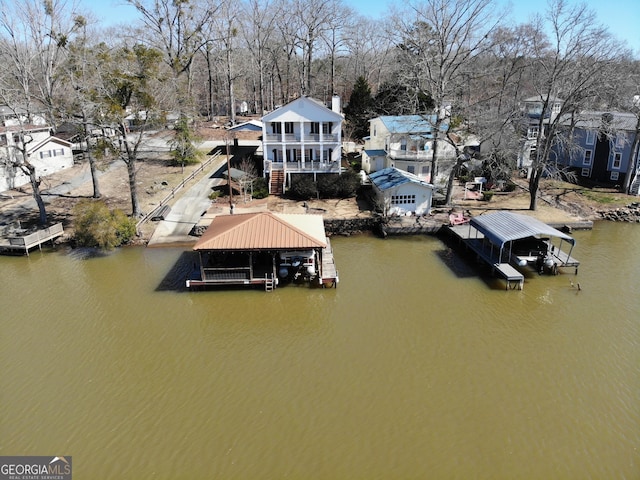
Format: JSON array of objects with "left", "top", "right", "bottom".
[
  {"left": 388, "top": 148, "right": 432, "bottom": 161},
  {"left": 264, "top": 133, "right": 339, "bottom": 143},
  {"left": 264, "top": 159, "right": 340, "bottom": 174}
]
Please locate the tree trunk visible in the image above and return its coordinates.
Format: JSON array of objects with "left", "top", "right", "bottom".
[
  {"left": 18, "top": 134, "right": 47, "bottom": 225},
  {"left": 126, "top": 156, "right": 140, "bottom": 218},
  {"left": 27, "top": 165, "right": 48, "bottom": 226},
  {"left": 430, "top": 117, "right": 444, "bottom": 182},
  {"left": 622, "top": 117, "right": 640, "bottom": 194},
  {"left": 528, "top": 168, "right": 541, "bottom": 210},
  {"left": 83, "top": 116, "right": 101, "bottom": 198}
]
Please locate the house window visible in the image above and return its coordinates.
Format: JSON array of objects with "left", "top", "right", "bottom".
[
  {"left": 583, "top": 150, "right": 592, "bottom": 166},
  {"left": 585, "top": 130, "right": 595, "bottom": 145},
  {"left": 271, "top": 123, "right": 281, "bottom": 134},
  {"left": 310, "top": 122, "right": 320, "bottom": 134},
  {"left": 400, "top": 138, "right": 407, "bottom": 151},
  {"left": 610, "top": 171, "right": 619, "bottom": 181},
  {"left": 615, "top": 134, "right": 625, "bottom": 148},
  {"left": 612, "top": 152, "right": 622, "bottom": 169},
  {"left": 373, "top": 125, "right": 376, "bottom": 137},
  {"left": 391, "top": 194, "right": 416, "bottom": 205},
  {"left": 39, "top": 150, "right": 52, "bottom": 159},
  {"left": 54, "top": 148, "right": 65, "bottom": 156},
  {"left": 272, "top": 149, "right": 279, "bottom": 162},
  {"left": 406, "top": 165, "right": 415, "bottom": 174},
  {"left": 322, "top": 122, "right": 333, "bottom": 134},
  {"left": 284, "top": 122, "right": 294, "bottom": 134},
  {"left": 421, "top": 165, "right": 430, "bottom": 176},
  {"left": 527, "top": 126, "right": 539, "bottom": 139},
  {"left": 581, "top": 168, "right": 591, "bottom": 177},
  {"left": 552, "top": 102, "right": 561, "bottom": 114}
]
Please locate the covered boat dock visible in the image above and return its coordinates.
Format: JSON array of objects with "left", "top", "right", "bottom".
[
  {"left": 447, "top": 211, "right": 579, "bottom": 290},
  {"left": 186, "top": 212, "right": 339, "bottom": 290}
]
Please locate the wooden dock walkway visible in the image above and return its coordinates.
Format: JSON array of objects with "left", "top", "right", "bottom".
[
  {"left": 320, "top": 237, "right": 339, "bottom": 287},
  {"left": 0, "top": 223, "right": 64, "bottom": 256},
  {"left": 447, "top": 225, "right": 524, "bottom": 290}
]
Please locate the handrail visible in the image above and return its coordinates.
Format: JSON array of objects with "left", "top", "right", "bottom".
[{"left": 136, "top": 151, "right": 222, "bottom": 230}]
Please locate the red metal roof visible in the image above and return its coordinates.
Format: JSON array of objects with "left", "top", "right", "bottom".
[{"left": 193, "top": 212, "right": 327, "bottom": 251}]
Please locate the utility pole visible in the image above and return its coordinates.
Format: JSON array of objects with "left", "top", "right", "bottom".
[{"left": 226, "top": 133, "right": 234, "bottom": 214}]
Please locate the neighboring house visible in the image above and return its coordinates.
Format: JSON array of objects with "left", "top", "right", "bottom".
[
  {"left": 228, "top": 119, "right": 263, "bottom": 132},
  {"left": 369, "top": 166, "right": 435, "bottom": 216},
  {"left": 0, "top": 124, "right": 73, "bottom": 192},
  {"left": 517, "top": 96, "right": 565, "bottom": 173},
  {"left": 553, "top": 111, "right": 640, "bottom": 191},
  {"left": 261, "top": 96, "right": 343, "bottom": 195},
  {"left": 361, "top": 115, "right": 455, "bottom": 182}
]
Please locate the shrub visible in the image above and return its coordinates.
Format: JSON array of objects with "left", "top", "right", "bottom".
[
  {"left": 73, "top": 200, "right": 137, "bottom": 249},
  {"left": 482, "top": 191, "right": 495, "bottom": 202},
  {"left": 252, "top": 177, "right": 269, "bottom": 199},
  {"left": 288, "top": 175, "right": 318, "bottom": 200}
]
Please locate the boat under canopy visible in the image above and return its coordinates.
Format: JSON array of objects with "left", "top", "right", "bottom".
[{"left": 469, "top": 211, "right": 579, "bottom": 274}]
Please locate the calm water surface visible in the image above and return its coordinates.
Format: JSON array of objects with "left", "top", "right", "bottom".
[{"left": 1, "top": 222, "right": 638, "bottom": 479}]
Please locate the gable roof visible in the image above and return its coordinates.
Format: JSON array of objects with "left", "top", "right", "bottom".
[
  {"left": 28, "top": 136, "right": 72, "bottom": 154},
  {"left": 261, "top": 96, "right": 343, "bottom": 123},
  {"left": 470, "top": 211, "right": 574, "bottom": 248},
  {"left": 193, "top": 211, "right": 327, "bottom": 251},
  {"left": 377, "top": 115, "right": 439, "bottom": 135},
  {"left": 228, "top": 120, "right": 263, "bottom": 132},
  {"left": 369, "top": 167, "right": 434, "bottom": 191}
]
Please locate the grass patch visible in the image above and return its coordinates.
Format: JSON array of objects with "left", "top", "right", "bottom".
[{"left": 579, "top": 190, "right": 620, "bottom": 205}]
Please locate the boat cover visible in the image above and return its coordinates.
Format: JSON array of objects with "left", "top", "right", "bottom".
[{"left": 469, "top": 211, "right": 575, "bottom": 248}]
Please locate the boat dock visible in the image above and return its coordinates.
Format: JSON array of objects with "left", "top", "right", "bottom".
[
  {"left": 447, "top": 224, "right": 524, "bottom": 290},
  {"left": 445, "top": 212, "right": 580, "bottom": 290},
  {"left": 0, "top": 223, "right": 64, "bottom": 256}
]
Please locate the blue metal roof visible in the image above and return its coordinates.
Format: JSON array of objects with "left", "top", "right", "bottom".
[
  {"left": 369, "top": 167, "right": 434, "bottom": 191},
  {"left": 470, "top": 211, "right": 575, "bottom": 248},
  {"left": 379, "top": 115, "right": 443, "bottom": 135}
]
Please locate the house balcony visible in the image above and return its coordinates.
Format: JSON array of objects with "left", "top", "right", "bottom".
[
  {"left": 265, "top": 159, "right": 340, "bottom": 175},
  {"left": 388, "top": 148, "right": 432, "bottom": 161},
  {"left": 264, "top": 133, "right": 339, "bottom": 143}
]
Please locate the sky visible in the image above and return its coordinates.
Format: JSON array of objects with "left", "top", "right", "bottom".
[{"left": 85, "top": 0, "right": 640, "bottom": 55}]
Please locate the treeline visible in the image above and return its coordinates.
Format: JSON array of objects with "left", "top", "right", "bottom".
[{"left": 1, "top": 0, "right": 639, "bottom": 219}]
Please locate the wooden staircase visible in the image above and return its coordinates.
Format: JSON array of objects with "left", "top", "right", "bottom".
[{"left": 270, "top": 170, "right": 285, "bottom": 195}]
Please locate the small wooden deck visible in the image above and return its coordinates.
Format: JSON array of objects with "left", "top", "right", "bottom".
[{"left": 0, "top": 223, "right": 64, "bottom": 256}]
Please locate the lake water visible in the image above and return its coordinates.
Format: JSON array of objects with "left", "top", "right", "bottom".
[{"left": 1, "top": 221, "right": 638, "bottom": 479}]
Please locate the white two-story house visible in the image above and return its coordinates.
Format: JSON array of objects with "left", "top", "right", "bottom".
[
  {"left": 262, "top": 96, "right": 343, "bottom": 195},
  {"left": 1, "top": 122, "right": 73, "bottom": 193},
  {"left": 361, "top": 115, "right": 455, "bottom": 182}
]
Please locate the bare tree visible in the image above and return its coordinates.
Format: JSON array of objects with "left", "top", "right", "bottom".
[
  {"left": 525, "top": 0, "right": 626, "bottom": 210},
  {"left": 394, "top": 0, "right": 503, "bottom": 187},
  {"left": 241, "top": 0, "right": 278, "bottom": 114},
  {"left": 93, "top": 43, "right": 166, "bottom": 217}
]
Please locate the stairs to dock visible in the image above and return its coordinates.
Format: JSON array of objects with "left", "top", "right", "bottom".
[{"left": 270, "top": 170, "right": 285, "bottom": 195}]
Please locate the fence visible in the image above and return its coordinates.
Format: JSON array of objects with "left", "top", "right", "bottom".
[{"left": 136, "top": 151, "right": 222, "bottom": 230}]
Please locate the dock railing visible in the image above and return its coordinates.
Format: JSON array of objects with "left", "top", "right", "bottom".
[
  {"left": 136, "top": 151, "right": 222, "bottom": 231},
  {"left": 2, "top": 223, "right": 64, "bottom": 255}
]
